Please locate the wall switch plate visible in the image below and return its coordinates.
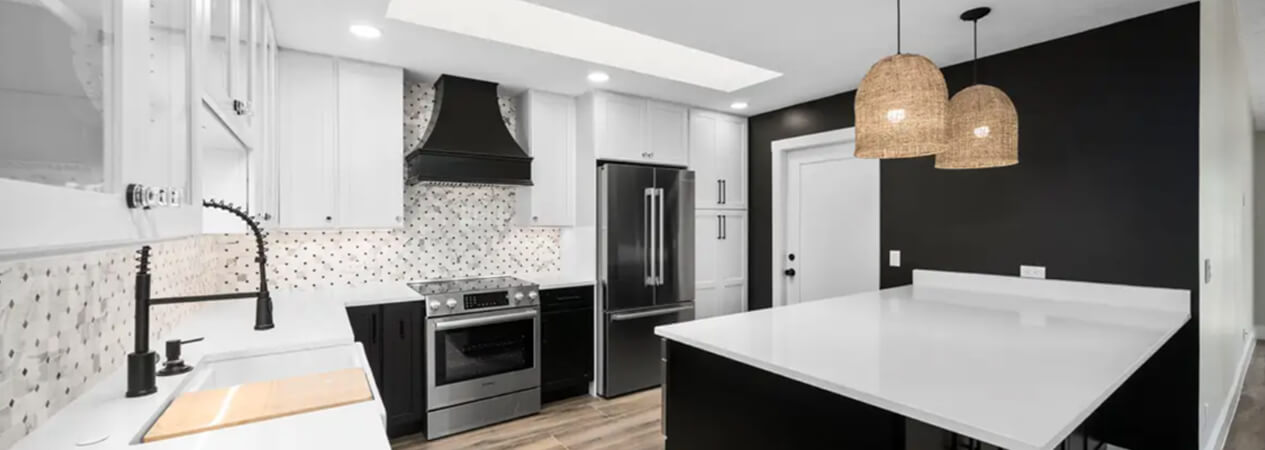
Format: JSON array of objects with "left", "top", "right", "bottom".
[
  {"left": 889, "top": 250, "right": 901, "bottom": 267},
  {"left": 1020, "top": 265, "right": 1046, "bottom": 279}
]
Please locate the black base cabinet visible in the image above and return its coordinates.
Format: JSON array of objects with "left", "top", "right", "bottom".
[
  {"left": 347, "top": 302, "right": 426, "bottom": 438},
  {"left": 540, "top": 286, "right": 594, "bottom": 404}
]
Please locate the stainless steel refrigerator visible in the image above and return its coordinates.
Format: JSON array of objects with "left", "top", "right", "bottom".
[{"left": 596, "top": 163, "right": 695, "bottom": 398}]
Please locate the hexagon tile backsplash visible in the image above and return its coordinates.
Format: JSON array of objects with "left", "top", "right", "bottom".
[{"left": 0, "top": 183, "right": 560, "bottom": 447}]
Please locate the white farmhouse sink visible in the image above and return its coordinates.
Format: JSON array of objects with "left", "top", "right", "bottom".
[{"left": 180, "top": 343, "right": 375, "bottom": 393}]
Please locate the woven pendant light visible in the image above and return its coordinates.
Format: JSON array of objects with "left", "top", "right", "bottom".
[
  {"left": 936, "top": 7, "right": 1018, "bottom": 169},
  {"left": 855, "top": 0, "right": 949, "bottom": 159}
]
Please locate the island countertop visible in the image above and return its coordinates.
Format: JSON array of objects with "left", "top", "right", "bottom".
[{"left": 654, "top": 270, "right": 1190, "bottom": 450}]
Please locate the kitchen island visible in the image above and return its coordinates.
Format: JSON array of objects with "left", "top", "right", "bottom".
[{"left": 654, "top": 270, "right": 1190, "bottom": 450}]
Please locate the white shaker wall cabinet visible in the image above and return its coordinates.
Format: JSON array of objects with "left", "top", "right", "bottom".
[
  {"left": 694, "top": 210, "right": 747, "bottom": 319},
  {"left": 578, "top": 91, "right": 688, "bottom": 166},
  {"left": 277, "top": 51, "right": 403, "bottom": 229},
  {"left": 690, "top": 110, "right": 748, "bottom": 210},
  {"left": 336, "top": 60, "right": 404, "bottom": 229},
  {"left": 514, "top": 90, "right": 577, "bottom": 226}
]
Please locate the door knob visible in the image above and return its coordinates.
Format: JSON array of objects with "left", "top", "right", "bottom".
[{"left": 784, "top": 268, "right": 796, "bottom": 277}]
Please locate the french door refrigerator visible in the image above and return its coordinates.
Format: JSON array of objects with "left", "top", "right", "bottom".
[{"left": 597, "top": 163, "right": 695, "bottom": 398}]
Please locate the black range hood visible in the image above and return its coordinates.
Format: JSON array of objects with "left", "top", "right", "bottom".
[{"left": 406, "top": 75, "right": 532, "bottom": 185}]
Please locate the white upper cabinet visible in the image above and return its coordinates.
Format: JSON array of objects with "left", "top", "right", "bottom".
[
  {"left": 690, "top": 110, "right": 747, "bottom": 210},
  {"left": 200, "top": 0, "right": 262, "bottom": 149},
  {"left": 515, "top": 90, "right": 577, "bottom": 227},
  {"left": 336, "top": 60, "right": 404, "bottom": 229},
  {"left": 646, "top": 101, "right": 689, "bottom": 166},
  {"left": 579, "top": 91, "right": 688, "bottom": 166},
  {"left": 0, "top": 0, "right": 201, "bottom": 254},
  {"left": 277, "top": 51, "right": 404, "bottom": 229}
]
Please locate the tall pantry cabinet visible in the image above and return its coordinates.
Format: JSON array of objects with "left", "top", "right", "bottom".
[{"left": 690, "top": 110, "right": 748, "bottom": 319}]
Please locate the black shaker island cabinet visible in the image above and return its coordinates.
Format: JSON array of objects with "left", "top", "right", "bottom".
[
  {"left": 347, "top": 302, "right": 425, "bottom": 438},
  {"left": 540, "top": 285, "right": 594, "bottom": 403}
]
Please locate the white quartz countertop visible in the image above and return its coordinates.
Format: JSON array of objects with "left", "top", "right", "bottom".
[
  {"left": 516, "top": 272, "right": 595, "bottom": 290},
  {"left": 513, "top": 273, "right": 592, "bottom": 289},
  {"left": 655, "top": 270, "right": 1191, "bottom": 450},
  {"left": 13, "top": 287, "right": 396, "bottom": 450}
]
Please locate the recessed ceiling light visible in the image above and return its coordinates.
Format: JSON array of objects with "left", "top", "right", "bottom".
[
  {"left": 386, "top": 0, "right": 781, "bottom": 92},
  {"left": 349, "top": 24, "right": 382, "bottom": 40},
  {"left": 730, "top": 101, "right": 749, "bottom": 110},
  {"left": 587, "top": 71, "right": 610, "bottom": 83}
]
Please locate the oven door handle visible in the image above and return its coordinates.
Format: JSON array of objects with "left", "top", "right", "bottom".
[{"left": 433, "top": 309, "right": 538, "bottom": 331}]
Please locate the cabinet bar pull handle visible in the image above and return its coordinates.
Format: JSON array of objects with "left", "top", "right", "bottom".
[
  {"left": 717, "top": 179, "right": 723, "bottom": 205},
  {"left": 721, "top": 180, "right": 727, "bottom": 204}
]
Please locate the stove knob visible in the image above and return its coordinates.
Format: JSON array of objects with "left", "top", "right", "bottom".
[
  {"left": 428, "top": 300, "right": 441, "bottom": 310},
  {"left": 528, "top": 291, "right": 539, "bottom": 303},
  {"left": 446, "top": 298, "right": 458, "bottom": 309},
  {"left": 513, "top": 292, "right": 525, "bottom": 303}
]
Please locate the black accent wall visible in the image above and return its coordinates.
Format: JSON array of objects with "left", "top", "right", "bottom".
[{"left": 746, "top": 4, "right": 1198, "bottom": 448}]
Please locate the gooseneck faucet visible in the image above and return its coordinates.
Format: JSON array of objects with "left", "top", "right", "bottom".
[{"left": 126, "top": 200, "right": 274, "bottom": 398}]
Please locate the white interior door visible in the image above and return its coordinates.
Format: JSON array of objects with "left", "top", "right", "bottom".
[{"left": 782, "top": 140, "right": 879, "bottom": 305}]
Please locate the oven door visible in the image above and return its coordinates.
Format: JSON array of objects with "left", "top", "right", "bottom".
[{"left": 426, "top": 307, "right": 540, "bottom": 410}]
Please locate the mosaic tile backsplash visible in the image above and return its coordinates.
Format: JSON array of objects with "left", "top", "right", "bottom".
[
  {"left": 210, "top": 183, "right": 559, "bottom": 292},
  {"left": 0, "top": 238, "right": 213, "bottom": 448},
  {"left": 0, "top": 184, "right": 559, "bottom": 447}
]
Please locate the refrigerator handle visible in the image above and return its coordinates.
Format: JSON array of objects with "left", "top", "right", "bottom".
[
  {"left": 657, "top": 187, "right": 666, "bottom": 285},
  {"left": 716, "top": 179, "right": 722, "bottom": 205},
  {"left": 720, "top": 179, "right": 726, "bottom": 205},
  {"left": 645, "top": 188, "right": 654, "bottom": 286}
]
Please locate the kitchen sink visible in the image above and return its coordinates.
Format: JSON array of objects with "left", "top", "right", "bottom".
[{"left": 179, "top": 343, "right": 374, "bottom": 393}]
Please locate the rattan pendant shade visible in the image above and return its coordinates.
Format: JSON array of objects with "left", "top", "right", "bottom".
[
  {"left": 854, "top": 54, "right": 949, "bottom": 159},
  {"left": 937, "top": 85, "right": 1018, "bottom": 168},
  {"left": 936, "top": 7, "right": 1019, "bottom": 169},
  {"left": 854, "top": 0, "right": 949, "bottom": 159}
]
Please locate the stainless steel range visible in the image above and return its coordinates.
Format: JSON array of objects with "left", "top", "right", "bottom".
[{"left": 409, "top": 276, "right": 541, "bottom": 439}]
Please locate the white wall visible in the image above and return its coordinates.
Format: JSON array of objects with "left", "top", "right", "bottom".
[
  {"left": 1256, "top": 130, "right": 1265, "bottom": 335},
  {"left": 1199, "top": 0, "right": 1257, "bottom": 447}
]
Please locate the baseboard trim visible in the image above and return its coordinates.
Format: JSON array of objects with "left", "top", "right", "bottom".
[{"left": 1202, "top": 333, "right": 1257, "bottom": 450}]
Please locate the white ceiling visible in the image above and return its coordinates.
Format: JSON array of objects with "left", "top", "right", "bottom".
[
  {"left": 269, "top": 0, "right": 1191, "bottom": 116},
  {"left": 1238, "top": 0, "right": 1265, "bottom": 129}
]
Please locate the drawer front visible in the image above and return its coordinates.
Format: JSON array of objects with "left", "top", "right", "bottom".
[{"left": 540, "top": 285, "right": 594, "bottom": 309}]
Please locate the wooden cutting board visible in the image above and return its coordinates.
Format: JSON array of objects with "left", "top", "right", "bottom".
[{"left": 144, "top": 367, "right": 373, "bottom": 442}]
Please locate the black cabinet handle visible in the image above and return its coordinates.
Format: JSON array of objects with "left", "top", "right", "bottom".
[
  {"left": 720, "top": 180, "right": 726, "bottom": 204},
  {"left": 372, "top": 313, "right": 378, "bottom": 344},
  {"left": 717, "top": 216, "right": 722, "bottom": 239},
  {"left": 399, "top": 319, "right": 405, "bottom": 339},
  {"left": 720, "top": 215, "right": 727, "bottom": 240},
  {"left": 716, "top": 179, "right": 722, "bottom": 205}
]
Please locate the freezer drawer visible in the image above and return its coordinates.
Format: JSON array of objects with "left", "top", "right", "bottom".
[{"left": 599, "top": 303, "right": 694, "bottom": 398}]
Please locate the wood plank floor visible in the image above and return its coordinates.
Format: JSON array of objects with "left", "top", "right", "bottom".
[{"left": 390, "top": 389, "right": 664, "bottom": 450}]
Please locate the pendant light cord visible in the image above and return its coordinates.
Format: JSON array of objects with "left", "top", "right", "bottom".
[
  {"left": 972, "top": 19, "right": 978, "bottom": 84},
  {"left": 896, "top": 0, "right": 902, "bottom": 54}
]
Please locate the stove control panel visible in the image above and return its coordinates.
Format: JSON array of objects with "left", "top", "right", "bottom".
[{"left": 465, "top": 291, "right": 510, "bottom": 310}]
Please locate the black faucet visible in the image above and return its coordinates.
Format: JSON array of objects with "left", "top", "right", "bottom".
[{"left": 126, "top": 200, "right": 275, "bottom": 398}]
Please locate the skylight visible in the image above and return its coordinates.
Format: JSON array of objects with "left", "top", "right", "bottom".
[{"left": 385, "top": 0, "right": 782, "bottom": 92}]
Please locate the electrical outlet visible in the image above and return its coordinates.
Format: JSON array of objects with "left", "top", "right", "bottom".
[
  {"left": 889, "top": 250, "right": 901, "bottom": 267},
  {"left": 1020, "top": 265, "right": 1046, "bottom": 279}
]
